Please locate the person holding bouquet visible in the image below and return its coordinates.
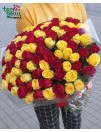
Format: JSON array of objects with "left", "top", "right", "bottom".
[{"left": 16, "top": 3, "right": 92, "bottom": 129}]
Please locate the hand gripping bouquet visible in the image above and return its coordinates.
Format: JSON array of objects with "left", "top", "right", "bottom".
[{"left": 1, "top": 17, "right": 101, "bottom": 111}]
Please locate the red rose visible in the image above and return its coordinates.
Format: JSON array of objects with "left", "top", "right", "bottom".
[
  {"left": 73, "top": 18, "right": 81, "bottom": 25},
  {"left": 51, "top": 60, "right": 63, "bottom": 70},
  {"left": 4, "top": 68, "right": 11, "bottom": 73},
  {"left": 18, "top": 86, "right": 29, "bottom": 99},
  {"left": 43, "top": 50, "right": 56, "bottom": 64},
  {"left": 60, "top": 34, "right": 71, "bottom": 43},
  {"left": 45, "top": 30, "right": 57, "bottom": 40},
  {"left": 32, "top": 68, "right": 42, "bottom": 79},
  {"left": 68, "top": 29, "right": 78, "bottom": 38},
  {"left": 25, "top": 32, "right": 35, "bottom": 43},
  {"left": 65, "top": 17, "right": 80, "bottom": 24},
  {"left": 78, "top": 28, "right": 86, "bottom": 35},
  {"left": 20, "top": 60, "right": 27, "bottom": 72},
  {"left": 26, "top": 82, "right": 33, "bottom": 91},
  {"left": 52, "top": 84, "right": 66, "bottom": 98},
  {"left": 6, "top": 62, "right": 12, "bottom": 69},
  {"left": 68, "top": 41, "right": 78, "bottom": 52},
  {"left": 55, "top": 69, "right": 65, "bottom": 81},
  {"left": 8, "top": 83, "right": 12, "bottom": 91},
  {"left": 72, "top": 61, "right": 82, "bottom": 72},
  {"left": 35, "top": 37, "right": 44, "bottom": 45},
  {"left": 32, "top": 54, "right": 41, "bottom": 65},
  {"left": 2, "top": 73, "right": 6, "bottom": 79},
  {"left": 16, "top": 41, "right": 24, "bottom": 49},
  {"left": 11, "top": 56, "right": 17, "bottom": 65},
  {"left": 38, "top": 78, "right": 44, "bottom": 88},
  {"left": 16, "top": 78, "right": 24, "bottom": 87},
  {"left": 43, "top": 79, "right": 52, "bottom": 88},
  {"left": 89, "top": 44, "right": 100, "bottom": 53},
  {"left": 61, "top": 25, "right": 70, "bottom": 32},
  {"left": 2, "top": 57, "right": 5, "bottom": 66},
  {"left": 78, "top": 48, "right": 89, "bottom": 59},
  {"left": 36, "top": 45, "right": 46, "bottom": 58},
  {"left": 82, "top": 65, "right": 96, "bottom": 77},
  {"left": 34, "top": 90, "right": 43, "bottom": 100},
  {"left": 9, "top": 44, "right": 17, "bottom": 55},
  {"left": 50, "top": 18, "right": 59, "bottom": 26},
  {"left": 22, "top": 51, "right": 32, "bottom": 60}
]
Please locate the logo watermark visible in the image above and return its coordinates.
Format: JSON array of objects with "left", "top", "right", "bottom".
[{"left": 2, "top": 4, "right": 21, "bottom": 19}]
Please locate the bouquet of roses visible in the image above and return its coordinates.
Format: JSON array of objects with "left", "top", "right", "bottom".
[{"left": 1, "top": 17, "right": 101, "bottom": 109}]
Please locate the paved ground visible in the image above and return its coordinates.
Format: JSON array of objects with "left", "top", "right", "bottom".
[{"left": 0, "top": 3, "right": 101, "bottom": 129}]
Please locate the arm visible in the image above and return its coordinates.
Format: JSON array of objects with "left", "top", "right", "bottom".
[{"left": 16, "top": 4, "right": 34, "bottom": 33}]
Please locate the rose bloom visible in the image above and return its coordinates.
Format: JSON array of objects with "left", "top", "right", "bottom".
[
  {"left": 82, "top": 65, "right": 96, "bottom": 77},
  {"left": 68, "top": 41, "right": 78, "bottom": 52},
  {"left": 42, "top": 69, "right": 54, "bottom": 79},
  {"left": 39, "top": 60, "right": 50, "bottom": 70},
  {"left": 72, "top": 61, "right": 82, "bottom": 72},
  {"left": 69, "top": 53, "right": 80, "bottom": 63},
  {"left": 52, "top": 84, "right": 66, "bottom": 98},
  {"left": 63, "top": 48, "right": 73, "bottom": 60},
  {"left": 42, "top": 87, "right": 55, "bottom": 100},
  {"left": 74, "top": 79, "right": 84, "bottom": 91},
  {"left": 52, "top": 60, "right": 63, "bottom": 70},
  {"left": 78, "top": 48, "right": 89, "bottom": 59},
  {"left": 18, "top": 86, "right": 30, "bottom": 99},
  {"left": 54, "top": 50, "right": 63, "bottom": 59},
  {"left": 65, "top": 83, "right": 75, "bottom": 95},
  {"left": 32, "top": 68, "right": 42, "bottom": 79},
  {"left": 86, "top": 53, "right": 100, "bottom": 67},
  {"left": 54, "top": 69, "right": 65, "bottom": 81},
  {"left": 34, "top": 90, "right": 43, "bottom": 100},
  {"left": 64, "top": 70, "right": 78, "bottom": 82},
  {"left": 63, "top": 61, "right": 72, "bottom": 72},
  {"left": 25, "top": 92, "right": 34, "bottom": 104},
  {"left": 89, "top": 44, "right": 100, "bottom": 53},
  {"left": 80, "top": 34, "right": 92, "bottom": 47}
]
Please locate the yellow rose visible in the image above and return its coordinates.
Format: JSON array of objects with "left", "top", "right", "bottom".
[
  {"left": 66, "top": 22, "right": 76, "bottom": 28},
  {"left": 87, "top": 53, "right": 100, "bottom": 67},
  {"left": 32, "top": 79, "right": 40, "bottom": 90},
  {"left": 59, "top": 17, "right": 65, "bottom": 21},
  {"left": 45, "top": 37, "right": 55, "bottom": 49},
  {"left": 27, "top": 43, "right": 37, "bottom": 53},
  {"left": 54, "top": 50, "right": 63, "bottom": 59},
  {"left": 9, "top": 76, "right": 17, "bottom": 85},
  {"left": 27, "top": 61, "right": 37, "bottom": 71},
  {"left": 2, "top": 65, "right": 6, "bottom": 73},
  {"left": 6, "top": 73, "right": 11, "bottom": 82},
  {"left": 51, "top": 26, "right": 60, "bottom": 33},
  {"left": 59, "top": 20, "right": 68, "bottom": 27},
  {"left": 11, "top": 67, "right": 22, "bottom": 76},
  {"left": 25, "top": 92, "right": 34, "bottom": 104},
  {"left": 63, "top": 61, "right": 72, "bottom": 72},
  {"left": 42, "top": 69, "right": 54, "bottom": 79},
  {"left": 20, "top": 36, "right": 27, "bottom": 41},
  {"left": 57, "top": 29, "right": 66, "bottom": 37},
  {"left": 40, "top": 22, "right": 51, "bottom": 29},
  {"left": 15, "top": 59, "right": 20, "bottom": 68},
  {"left": 72, "top": 34, "right": 81, "bottom": 44},
  {"left": 80, "top": 34, "right": 92, "bottom": 46},
  {"left": 39, "top": 60, "right": 50, "bottom": 70},
  {"left": 65, "top": 83, "right": 75, "bottom": 95},
  {"left": 34, "top": 30, "right": 46, "bottom": 38},
  {"left": 64, "top": 70, "right": 78, "bottom": 82},
  {"left": 5, "top": 52, "right": 13, "bottom": 62},
  {"left": 15, "top": 50, "right": 23, "bottom": 59},
  {"left": 63, "top": 48, "right": 73, "bottom": 60},
  {"left": 5, "top": 49, "right": 10, "bottom": 55},
  {"left": 56, "top": 40, "right": 67, "bottom": 51},
  {"left": 1, "top": 80, "right": 8, "bottom": 89},
  {"left": 20, "top": 73, "right": 32, "bottom": 82},
  {"left": 76, "top": 23, "right": 83, "bottom": 29},
  {"left": 11, "top": 86, "right": 18, "bottom": 96},
  {"left": 69, "top": 53, "right": 80, "bottom": 63},
  {"left": 74, "top": 79, "right": 84, "bottom": 91},
  {"left": 42, "top": 87, "right": 55, "bottom": 100},
  {"left": 21, "top": 44, "right": 28, "bottom": 51},
  {"left": 13, "top": 36, "right": 22, "bottom": 44}
]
